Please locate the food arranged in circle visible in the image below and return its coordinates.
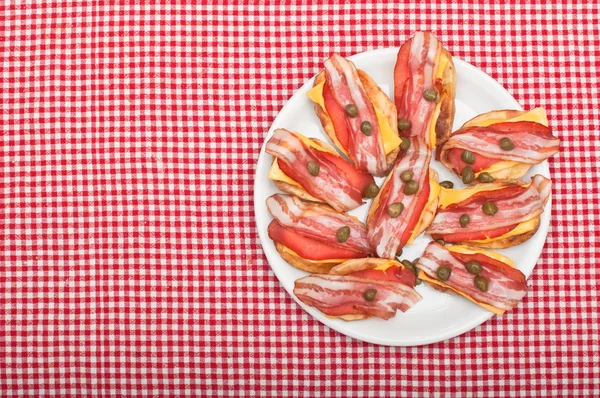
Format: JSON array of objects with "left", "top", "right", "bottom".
[{"left": 264, "top": 31, "right": 560, "bottom": 322}]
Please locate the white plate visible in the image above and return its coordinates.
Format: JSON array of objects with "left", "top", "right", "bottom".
[{"left": 254, "top": 48, "right": 550, "bottom": 346}]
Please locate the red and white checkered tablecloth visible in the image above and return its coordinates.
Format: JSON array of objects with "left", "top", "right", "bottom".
[{"left": 1, "top": 1, "right": 599, "bottom": 396}]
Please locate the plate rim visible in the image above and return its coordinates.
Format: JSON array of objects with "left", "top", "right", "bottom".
[{"left": 253, "top": 49, "right": 551, "bottom": 346}]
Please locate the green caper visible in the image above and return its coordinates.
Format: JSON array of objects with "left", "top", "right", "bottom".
[
  {"left": 401, "top": 259, "right": 415, "bottom": 269},
  {"left": 400, "top": 136, "right": 411, "bottom": 151},
  {"left": 459, "top": 214, "right": 470, "bottom": 228},
  {"left": 435, "top": 239, "right": 445, "bottom": 246},
  {"left": 423, "top": 88, "right": 439, "bottom": 102},
  {"left": 474, "top": 275, "right": 489, "bottom": 292},
  {"left": 439, "top": 180, "right": 454, "bottom": 189},
  {"left": 465, "top": 260, "right": 482, "bottom": 274},
  {"left": 387, "top": 202, "right": 405, "bottom": 218},
  {"left": 404, "top": 180, "right": 419, "bottom": 195},
  {"left": 363, "top": 288, "right": 377, "bottom": 301},
  {"left": 482, "top": 201, "right": 498, "bottom": 216},
  {"left": 477, "top": 172, "right": 495, "bottom": 183},
  {"left": 436, "top": 265, "right": 452, "bottom": 281},
  {"left": 397, "top": 119, "right": 411, "bottom": 131},
  {"left": 462, "top": 166, "right": 474, "bottom": 184},
  {"left": 345, "top": 104, "right": 359, "bottom": 117},
  {"left": 364, "top": 183, "right": 380, "bottom": 198},
  {"left": 400, "top": 170, "right": 414, "bottom": 182},
  {"left": 307, "top": 161, "right": 320, "bottom": 176},
  {"left": 415, "top": 278, "right": 422, "bottom": 285},
  {"left": 461, "top": 150, "right": 475, "bottom": 165},
  {"left": 336, "top": 226, "right": 350, "bottom": 243},
  {"left": 499, "top": 137, "right": 515, "bottom": 151},
  {"left": 360, "top": 121, "right": 372, "bottom": 136},
  {"left": 396, "top": 248, "right": 403, "bottom": 257}
]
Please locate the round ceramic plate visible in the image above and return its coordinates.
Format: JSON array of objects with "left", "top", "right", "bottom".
[{"left": 254, "top": 48, "right": 550, "bottom": 346}]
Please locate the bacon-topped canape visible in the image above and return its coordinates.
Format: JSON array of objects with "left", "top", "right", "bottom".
[
  {"left": 266, "top": 128, "right": 376, "bottom": 212},
  {"left": 293, "top": 258, "right": 422, "bottom": 321},
  {"left": 438, "top": 108, "right": 560, "bottom": 183},
  {"left": 394, "top": 31, "right": 456, "bottom": 148},
  {"left": 427, "top": 175, "right": 551, "bottom": 248},
  {"left": 266, "top": 194, "right": 373, "bottom": 273},
  {"left": 366, "top": 137, "right": 441, "bottom": 259},
  {"left": 415, "top": 242, "right": 527, "bottom": 315},
  {"left": 307, "top": 54, "right": 401, "bottom": 176}
]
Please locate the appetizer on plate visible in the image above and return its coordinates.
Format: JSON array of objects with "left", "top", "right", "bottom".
[
  {"left": 266, "top": 128, "right": 375, "bottom": 212},
  {"left": 367, "top": 137, "right": 440, "bottom": 259},
  {"left": 293, "top": 258, "right": 422, "bottom": 320},
  {"left": 437, "top": 108, "right": 560, "bottom": 183},
  {"left": 394, "top": 31, "right": 456, "bottom": 148},
  {"left": 308, "top": 54, "right": 401, "bottom": 176},
  {"left": 415, "top": 242, "right": 527, "bottom": 315},
  {"left": 427, "top": 175, "right": 551, "bottom": 248},
  {"left": 266, "top": 194, "right": 372, "bottom": 273}
]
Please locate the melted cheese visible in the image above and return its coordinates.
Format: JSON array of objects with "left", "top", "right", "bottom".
[
  {"left": 279, "top": 245, "right": 346, "bottom": 264},
  {"left": 445, "top": 245, "right": 515, "bottom": 267},
  {"left": 418, "top": 271, "right": 505, "bottom": 315},
  {"left": 267, "top": 131, "right": 337, "bottom": 187},
  {"left": 307, "top": 81, "right": 401, "bottom": 155},
  {"left": 438, "top": 182, "right": 538, "bottom": 242},
  {"left": 373, "top": 259, "right": 400, "bottom": 271},
  {"left": 407, "top": 178, "right": 441, "bottom": 244},
  {"left": 471, "top": 107, "right": 549, "bottom": 128},
  {"left": 429, "top": 51, "right": 450, "bottom": 147}
]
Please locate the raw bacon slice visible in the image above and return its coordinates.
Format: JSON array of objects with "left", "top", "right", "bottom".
[
  {"left": 427, "top": 175, "right": 551, "bottom": 242},
  {"left": 266, "top": 194, "right": 372, "bottom": 256},
  {"left": 439, "top": 121, "right": 560, "bottom": 175},
  {"left": 367, "top": 137, "right": 432, "bottom": 258},
  {"left": 324, "top": 54, "right": 388, "bottom": 176},
  {"left": 394, "top": 32, "right": 441, "bottom": 147},
  {"left": 266, "top": 128, "right": 373, "bottom": 212},
  {"left": 330, "top": 258, "right": 417, "bottom": 287},
  {"left": 416, "top": 242, "right": 527, "bottom": 313},
  {"left": 293, "top": 274, "right": 422, "bottom": 320}
]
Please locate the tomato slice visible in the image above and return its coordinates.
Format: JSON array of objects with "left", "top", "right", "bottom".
[
  {"left": 322, "top": 82, "right": 350, "bottom": 151},
  {"left": 431, "top": 223, "right": 518, "bottom": 243},
  {"left": 267, "top": 221, "right": 367, "bottom": 260},
  {"left": 348, "top": 265, "right": 416, "bottom": 287},
  {"left": 448, "top": 251, "right": 526, "bottom": 282},
  {"left": 393, "top": 39, "right": 412, "bottom": 114},
  {"left": 398, "top": 169, "right": 431, "bottom": 246},
  {"left": 446, "top": 148, "right": 499, "bottom": 174},
  {"left": 488, "top": 121, "right": 553, "bottom": 138}
]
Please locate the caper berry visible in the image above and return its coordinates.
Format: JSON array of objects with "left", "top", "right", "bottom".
[
  {"left": 387, "top": 202, "right": 405, "bottom": 218},
  {"left": 397, "top": 119, "right": 411, "bottom": 131},
  {"left": 307, "top": 161, "right": 320, "bottom": 176},
  {"left": 364, "top": 183, "right": 380, "bottom": 198},
  {"left": 400, "top": 170, "right": 414, "bottom": 182},
  {"left": 499, "top": 137, "right": 515, "bottom": 151},
  {"left": 482, "top": 201, "right": 498, "bottom": 216},
  {"left": 400, "top": 136, "right": 411, "bottom": 151},
  {"left": 465, "top": 260, "right": 482, "bottom": 274},
  {"left": 363, "top": 288, "right": 377, "bottom": 301},
  {"left": 439, "top": 180, "right": 454, "bottom": 189},
  {"left": 404, "top": 180, "right": 419, "bottom": 195},
  {"left": 436, "top": 265, "right": 452, "bottom": 281},
  {"left": 360, "top": 121, "right": 372, "bottom": 136},
  {"left": 336, "top": 226, "right": 350, "bottom": 243},
  {"left": 477, "top": 172, "right": 495, "bottom": 183},
  {"left": 461, "top": 150, "right": 475, "bottom": 165},
  {"left": 459, "top": 214, "right": 470, "bottom": 228},
  {"left": 423, "top": 88, "right": 439, "bottom": 102},
  {"left": 474, "top": 275, "right": 489, "bottom": 292},
  {"left": 345, "top": 104, "right": 359, "bottom": 117},
  {"left": 462, "top": 166, "right": 475, "bottom": 184}
]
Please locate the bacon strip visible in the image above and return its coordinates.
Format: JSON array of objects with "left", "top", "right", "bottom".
[
  {"left": 330, "top": 258, "right": 417, "bottom": 287},
  {"left": 293, "top": 274, "right": 422, "bottom": 320},
  {"left": 439, "top": 121, "right": 560, "bottom": 173},
  {"left": 367, "top": 137, "right": 432, "bottom": 258},
  {"left": 266, "top": 129, "right": 364, "bottom": 211},
  {"left": 427, "top": 175, "right": 551, "bottom": 238},
  {"left": 324, "top": 54, "right": 388, "bottom": 176},
  {"left": 416, "top": 242, "right": 527, "bottom": 312},
  {"left": 395, "top": 32, "right": 441, "bottom": 147},
  {"left": 266, "top": 194, "right": 371, "bottom": 255}
]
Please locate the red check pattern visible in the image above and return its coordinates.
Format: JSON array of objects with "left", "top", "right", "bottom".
[{"left": 1, "top": 1, "right": 599, "bottom": 396}]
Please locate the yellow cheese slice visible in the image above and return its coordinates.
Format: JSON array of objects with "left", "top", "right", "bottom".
[
  {"left": 429, "top": 51, "right": 450, "bottom": 147},
  {"left": 445, "top": 245, "right": 515, "bottom": 267},
  {"left": 307, "top": 81, "right": 401, "bottom": 155},
  {"left": 472, "top": 107, "right": 549, "bottom": 128},
  {"left": 279, "top": 245, "right": 346, "bottom": 264},
  {"left": 469, "top": 218, "right": 538, "bottom": 244},
  {"left": 417, "top": 271, "right": 505, "bottom": 315},
  {"left": 407, "top": 178, "right": 441, "bottom": 244},
  {"left": 373, "top": 260, "right": 400, "bottom": 271}
]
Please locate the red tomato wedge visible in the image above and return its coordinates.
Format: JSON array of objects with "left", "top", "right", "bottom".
[
  {"left": 267, "top": 221, "right": 366, "bottom": 261},
  {"left": 322, "top": 82, "right": 350, "bottom": 151},
  {"left": 487, "top": 121, "right": 553, "bottom": 138},
  {"left": 348, "top": 265, "right": 416, "bottom": 287},
  {"left": 448, "top": 250, "right": 526, "bottom": 282},
  {"left": 393, "top": 38, "right": 412, "bottom": 119},
  {"left": 399, "top": 169, "right": 431, "bottom": 245}
]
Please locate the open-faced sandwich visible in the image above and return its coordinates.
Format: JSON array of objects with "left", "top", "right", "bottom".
[
  {"left": 426, "top": 175, "right": 551, "bottom": 248},
  {"left": 366, "top": 137, "right": 441, "bottom": 258},
  {"left": 293, "top": 258, "right": 422, "bottom": 321},
  {"left": 394, "top": 31, "right": 456, "bottom": 148},
  {"left": 266, "top": 194, "right": 373, "bottom": 273},
  {"left": 308, "top": 54, "right": 401, "bottom": 176},
  {"left": 266, "top": 128, "right": 376, "bottom": 212},
  {"left": 415, "top": 242, "right": 527, "bottom": 315},
  {"left": 437, "top": 108, "right": 560, "bottom": 183}
]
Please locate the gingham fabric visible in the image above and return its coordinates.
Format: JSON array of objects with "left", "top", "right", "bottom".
[{"left": 1, "top": 1, "right": 598, "bottom": 396}]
